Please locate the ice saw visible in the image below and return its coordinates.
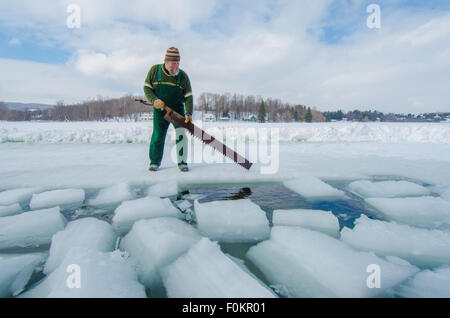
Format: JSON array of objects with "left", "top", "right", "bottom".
[{"left": 135, "top": 98, "right": 253, "bottom": 170}]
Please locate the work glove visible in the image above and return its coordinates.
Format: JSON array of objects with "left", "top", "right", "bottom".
[
  {"left": 154, "top": 99, "right": 165, "bottom": 110},
  {"left": 185, "top": 113, "right": 192, "bottom": 124}
]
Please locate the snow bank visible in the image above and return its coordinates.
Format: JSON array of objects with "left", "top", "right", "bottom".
[
  {"left": 194, "top": 199, "right": 270, "bottom": 243},
  {"left": 112, "top": 196, "right": 182, "bottom": 234},
  {"left": 272, "top": 209, "right": 340, "bottom": 238},
  {"left": 0, "top": 203, "right": 22, "bottom": 217},
  {"left": 87, "top": 183, "right": 134, "bottom": 208},
  {"left": 284, "top": 176, "right": 345, "bottom": 201},
  {"left": 44, "top": 218, "right": 117, "bottom": 274},
  {"left": 21, "top": 248, "right": 146, "bottom": 298},
  {"left": 0, "top": 187, "right": 43, "bottom": 206},
  {"left": 119, "top": 218, "right": 201, "bottom": 289},
  {"left": 161, "top": 238, "right": 276, "bottom": 298},
  {"left": 365, "top": 196, "right": 450, "bottom": 229},
  {"left": 0, "top": 207, "right": 66, "bottom": 250},
  {"left": 0, "top": 252, "right": 47, "bottom": 297},
  {"left": 394, "top": 267, "right": 450, "bottom": 298},
  {"left": 348, "top": 180, "right": 430, "bottom": 198},
  {"left": 2, "top": 121, "right": 450, "bottom": 144},
  {"left": 246, "top": 226, "right": 418, "bottom": 298},
  {"left": 341, "top": 215, "right": 450, "bottom": 268},
  {"left": 30, "top": 189, "right": 85, "bottom": 210}
]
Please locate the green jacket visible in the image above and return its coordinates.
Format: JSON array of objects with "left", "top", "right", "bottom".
[{"left": 143, "top": 64, "right": 193, "bottom": 114}]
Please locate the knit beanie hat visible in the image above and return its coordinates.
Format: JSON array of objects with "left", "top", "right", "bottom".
[{"left": 164, "top": 47, "right": 180, "bottom": 62}]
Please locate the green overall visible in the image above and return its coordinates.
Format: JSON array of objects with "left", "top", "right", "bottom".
[{"left": 150, "top": 64, "right": 188, "bottom": 167}]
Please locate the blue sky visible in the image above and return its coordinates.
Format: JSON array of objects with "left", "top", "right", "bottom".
[{"left": 1, "top": 0, "right": 450, "bottom": 113}]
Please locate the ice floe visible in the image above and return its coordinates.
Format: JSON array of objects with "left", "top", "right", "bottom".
[
  {"left": 30, "top": 189, "right": 85, "bottom": 210},
  {"left": 283, "top": 176, "right": 345, "bottom": 201},
  {"left": 348, "top": 180, "right": 430, "bottom": 198}
]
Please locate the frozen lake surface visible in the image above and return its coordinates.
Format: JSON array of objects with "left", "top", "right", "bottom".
[{"left": 1, "top": 121, "right": 450, "bottom": 298}]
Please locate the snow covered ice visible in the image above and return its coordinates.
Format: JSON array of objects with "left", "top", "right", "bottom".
[
  {"left": 283, "top": 176, "right": 345, "bottom": 201},
  {"left": 365, "top": 196, "right": 450, "bottom": 229},
  {"left": 247, "top": 226, "right": 419, "bottom": 297},
  {"left": 341, "top": 215, "right": 450, "bottom": 268},
  {"left": 1, "top": 121, "right": 450, "bottom": 298},
  {"left": 162, "top": 238, "right": 276, "bottom": 298},
  {"left": 272, "top": 209, "right": 340, "bottom": 238},
  {"left": 112, "top": 196, "right": 183, "bottom": 234},
  {"left": 119, "top": 217, "right": 201, "bottom": 290},
  {"left": 20, "top": 248, "right": 146, "bottom": 298},
  {"left": 348, "top": 180, "right": 430, "bottom": 198},
  {"left": 30, "top": 189, "right": 85, "bottom": 210},
  {"left": 44, "top": 217, "right": 117, "bottom": 274},
  {"left": 0, "top": 207, "right": 66, "bottom": 250},
  {"left": 194, "top": 199, "right": 270, "bottom": 243}
]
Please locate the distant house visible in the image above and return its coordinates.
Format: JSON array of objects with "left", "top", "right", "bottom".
[
  {"left": 203, "top": 113, "right": 216, "bottom": 122},
  {"left": 244, "top": 114, "right": 257, "bottom": 122}
]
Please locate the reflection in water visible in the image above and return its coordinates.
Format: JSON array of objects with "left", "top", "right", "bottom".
[{"left": 224, "top": 187, "right": 252, "bottom": 200}]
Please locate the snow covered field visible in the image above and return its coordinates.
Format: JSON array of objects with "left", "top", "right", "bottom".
[{"left": 1, "top": 121, "right": 450, "bottom": 298}]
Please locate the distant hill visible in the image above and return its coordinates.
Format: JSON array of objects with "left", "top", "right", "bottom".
[{"left": 5, "top": 102, "right": 55, "bottom": 111}]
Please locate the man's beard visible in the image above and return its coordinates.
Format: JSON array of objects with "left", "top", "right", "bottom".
[{"left": 167, "top": 67, "right": 179, "bottom": 76}]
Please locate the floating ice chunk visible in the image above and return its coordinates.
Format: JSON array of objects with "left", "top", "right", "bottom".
[
  {"left": 442, "top": 189, "right": 450, "bottom": 201},
  {"left": 365, "top": 196, "right": 450, "bottom": 229},
  {"left": 272, "top": 209, "right": 340, "bottom": 238},
  {"left": 194, "top": 199, "right": 270, "bottom": 243},
  {"left": 0, "top": 252, "right": 47, "bottom": 297},
  {"left": 283, "top": 176, "right": 345, "bottom": 201},
  {"left": 341, "top": 215, "right": 450, "bottom": 268},
  {"left": 44, "top": 218, "right": 117, "bottom": 274},
  {"left": 0, "top": 207, "right": 66, "bottom": 250},
  {"left": 30, "top": 189, "right": 85, "bottom": 210},
  {"left": 120, "top": 218, "right": 201, "bottom": 289},
  {"left": 87, "top": 183, "right": 134, "bottom": 208},
  {"left": 147, "top": 181, "right": 178, "bottom": 197},
  {"left": 0, "top": 187, "right": 43, "bottom": 206},
  {"left": 394, "top": 267, "right": 450, "bottom": 298},
  {"left": 348, "top": 180, "right": 430, "bottom": 198},
  {"left": 161, "top": 238, "right": 276, "bottom": 298},
  {"left": 20, "top": 248, "right": 146, "bottom": 298},
  {"left": 0, "top": 203, "right": 22, "bottom": 217},
  {"left": 112, "top": 196, "right": 182, "bottom": 235},
  {"left": 247, "top": 226, "right": 418, "bottom": 298}
]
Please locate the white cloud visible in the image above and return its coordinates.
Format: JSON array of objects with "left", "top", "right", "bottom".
[{"left": 1, "top": 0, "right": 450, "bottom": 113}]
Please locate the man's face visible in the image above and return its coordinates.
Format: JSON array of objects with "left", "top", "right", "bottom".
[{"left": 165, "top": 61, "right": 180, "bottom": 75}]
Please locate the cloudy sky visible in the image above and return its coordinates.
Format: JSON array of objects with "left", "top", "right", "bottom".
[{"left": 1, "top": 0, "right": 450, "bottom": 113}]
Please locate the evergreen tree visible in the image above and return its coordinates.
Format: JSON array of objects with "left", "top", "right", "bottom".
[
  {"left": 305, "top": 107, "right": 313, "bottom": 122},
  {"left": 258, "top": 100, "right": 266, "bottom": 123}
]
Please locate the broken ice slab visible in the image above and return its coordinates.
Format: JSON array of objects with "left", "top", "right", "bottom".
[
  {"left": 146, "top": 181, "right": 178, "bottom": 197},
  {"left": 348, "top": 180, "right": 430, "bottom": 198},
  {"left": 30, "top": 189, "right": 85, "bottom": 210},
  {"left": 283, "top": 176, "right": 345, "bottom": 201},
  {"left": 341, "top": 215, "right": 450, "bottom": 268},
  {"left": 20, "top": 248, "right": 146, "bottom": 298},
  {"left": 161, "top": 238, "right": 277, "bottom": 298},
  {"left": 393, "top": 266, "right": 450, "bottom": 298},
  {"left": 44, "top": 217, "right": 117, "bottom": 274},
  {"left": 246, "top": 226, "right": 418, "bottom": 298},
  {"left": 0, "top": 252, "right": 48, "bottom": 297},
  {"left": 120, "top": 217, "right": 201, "bottom": 289},
  {"left": 272, "top": 209, "right": 340, "bottom": 238},
  {"left": 112, "top": 196, "right": 183, "bottom": 235},
  {"left": 0, "top": 207, "right": 66, "bottom": 251},
  {"left": 87, "top": 182, "right": 134, "bottom": 208},
  {"left": 0, "top": 187, "right": 43, "bottom": 206},
  {"left": 194, "top": 199, "right": 270, "bottom": 243},
  {"left": 0, "top": 203, "right": 22, "bottom": 217},
  {"left": 365, "top": 196, "right": 450, "bottom": 229}
]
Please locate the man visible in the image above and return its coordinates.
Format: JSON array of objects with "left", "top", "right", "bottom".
[{"left": 143, "top": 47, "right": 193, "bottom": 172}]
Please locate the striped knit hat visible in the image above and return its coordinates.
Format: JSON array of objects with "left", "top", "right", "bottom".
[{"left": 164, "top": 47, "right": 180, "bottom": 62}]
